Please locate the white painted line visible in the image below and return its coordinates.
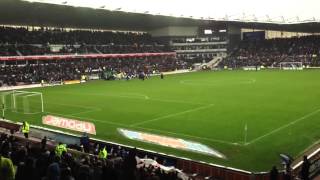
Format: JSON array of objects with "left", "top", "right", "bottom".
[
  {"left": 292, "top": 138, "right": 320, "bottom": 169},
  {"left": 67, "top": 108, "right": 102, "bottom": 116},
  {"left": 130, "top": 104, "right": 214, "bottom": 127},
  {"left": 50, "top": 91, "right": 205, "bottom": 105},
  {"left": 45, "top": 111, "right": 126, "bottom": 127},
  {"left": 180, "top": 79, "right": 256, "bottom": 86},
  {"left": 45, "top": 109, "right": 238, "bottom": 146},
  {"left": 147, "top": 97, "right": 206, "bottom": 105},
  {"left": 45, "top": 101, "right": 100, "bottom": 110},
  {"left": 134, "top": 126, "right": 239, "bottom": 146},
  {"left": 23, "top": 94, "right": 42, "bottom": 97},
  {"left": 292, "top": 146, "right": 320, "bottom": 169},
  {"left": 247, "top": 108, "right": 320, "bottom": 145}
]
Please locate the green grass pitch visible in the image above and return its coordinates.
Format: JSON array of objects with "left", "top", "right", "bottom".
[{"left": 2, "top": 70, "right": 320, "bottom": 171}]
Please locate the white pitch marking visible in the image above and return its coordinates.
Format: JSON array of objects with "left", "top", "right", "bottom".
[
  {"left": 54, "top": 91, "right": 149, "bottom": 100},
  {"left": 133, "top": 126, "right": 240, "bottom": 146},
  {"left": 246, "top": 108, "right": 320, "bottom": 145},
  {"left": 44, "top": 111, "right": 126, "bottom": 127},
  {"left": 45, "top": 109, "right": 239, "bottom": 146},
  {"left": 147, "top": 97, "right": 206, "bottom": 105},
  {"left": 67, "top": 108, "right": 102, "bottom": 116},
  {"left": 44, "top": 101, "right": 100, "bottom": 110},
  {"left": 50, "top": 91, "right": 205, "bottom": 105},
  {"left": 180, "top": 79, "right": 256, "bottom": 86},
  {"left": 130, "top": 104, "right": 214, "bottom": 127}
]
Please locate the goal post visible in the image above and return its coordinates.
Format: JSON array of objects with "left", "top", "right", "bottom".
[
  {"left": 10, "top": 90, "right": 44, "bottom": 114},
  {"left": 1, "top": 91, "right": 15, "bottom": 111},
  {"left": 279, "top": 62, "right": 303, "bottom": 70}
]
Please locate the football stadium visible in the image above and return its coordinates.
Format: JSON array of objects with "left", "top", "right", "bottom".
[{"left": 0, "top": 0, "right": 320, "bottom": 179}]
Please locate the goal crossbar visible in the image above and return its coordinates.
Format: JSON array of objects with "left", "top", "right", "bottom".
[
  {"left": 11, "top": 90, "right": 44, "bottom": 113},
  {"left": 279, "top": 62, "right": 303, "bottom": 70}
]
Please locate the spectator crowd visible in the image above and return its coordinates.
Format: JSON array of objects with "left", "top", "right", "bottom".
[
  {"left": 222, "top": 35, "right": 320, "bottom": 68},
  {"left": 0, "top": 26, "right": 171, "bottom": 56},
  {"left": 0, "top": 26, "right": 191, "bottom": 87},
  {"left": 0, "top": 57, "right": 189, "bottom": 86},
  {"left": 0, "top": 131, "right": 188, "bottom": 180}
]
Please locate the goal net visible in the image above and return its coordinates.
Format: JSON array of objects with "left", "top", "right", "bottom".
[
  {"left": 1, "top": 90, "right": 44, "bottom": 114},
  {"left": 279, "top": 62, "right": 303, "bottom": 70}
]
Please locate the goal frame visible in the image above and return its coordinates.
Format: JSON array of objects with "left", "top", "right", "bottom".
[
  {"left": 12, "top": 90, "right": 44, "bottom": 113},
  {"left": 279, "top": 62, "right": 303, "bottom": 70}
]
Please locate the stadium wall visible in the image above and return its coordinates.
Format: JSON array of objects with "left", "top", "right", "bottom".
[
  {"left": 227, "top": 24, "right": 242, "bottom": 51},
  {"left": 149, "top": 26, "right": 199, "bottom": 37}
]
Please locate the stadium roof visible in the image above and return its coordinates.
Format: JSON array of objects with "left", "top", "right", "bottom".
[
  {"left": 1, "top": 0, "right": 320, "bottom": 32},
  {"left": 23, "top": 0, "right": 320, "bottom": 24}
]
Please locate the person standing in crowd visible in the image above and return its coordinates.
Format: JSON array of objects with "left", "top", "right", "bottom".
[
  {"left": 41, "top": 136, "right": 47, "bottom": 151},
  {"left": 269, "top": 166, "right": 278, "bottom": 180},
  {"left": 98, "top": 145, "right": 107, "bottom": 159},
  {"left": 21, "top": 121, "right": 30, "bottom": 138},
  {"left": 300, "top": 155, "right": 310, "bottom": 180},
  {"left": 0, "top": 152, "right": 15, "bottom": 180},
  {"left": 160, "top": 72, "right": 164, "bottom": 79},
  {"left": 80, "top": 133, "right": 90, "bottom": 153},
  {"left": 55, "top": 142, "right": 67, "bottom": 157}
]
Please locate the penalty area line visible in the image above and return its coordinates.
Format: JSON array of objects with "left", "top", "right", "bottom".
[
  {"left": 67, "top": 108, "right": 102, "bottom": 116},
  {"left": 50, "top": 91, "right": 206, "bottom": 106},
  {"left": 133, "top": 126, "right": 240, "bottom": 146},
  {"left": 246, "top": 108, "right": 320, "bottom": 145},
  {"left": 130, "top": 104, "right": 214, "bottom": 127},
  {"left": 43, "top": 111, "right": 239, "bottom": 146}
]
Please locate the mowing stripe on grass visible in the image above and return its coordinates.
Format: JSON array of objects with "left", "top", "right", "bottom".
[
  {"left": 43, "top": 101, "right": 100, "bottom": 110},
  {"left": 50, "top": 91, "right": 206, "bottom": 105},
  {"left": 147, "top": 97, "right": 207, "bottom": 105},
  {"left": 247, "top": 108, "right": 320, "bottom": 145},
  {"left": 179, "top": 79, "right": 256, "bottom": 86},
  {"left": 130, "top": 104, "right": 214, "bottom": 127},
  {"left": 67, "top": 108, "right": 102, "bottom": 116}
]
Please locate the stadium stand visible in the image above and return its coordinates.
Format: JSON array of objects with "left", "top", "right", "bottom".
[
  {"left": 0, "top": 26, "right": 192, "bottom": 87},
  {"left": 0, "top": 57, "right": 189, "bottom": 86},
  {"left": 222, "top": 35, "right": 320, "bottom": 68},
  {"left": 0, "top": 27, "right": 171, "bottom": 56}
]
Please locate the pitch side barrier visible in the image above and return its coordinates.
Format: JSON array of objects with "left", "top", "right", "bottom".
[
  {"left": 0, "top": 69, "right": 194, "bottom": 92},
  {"left": 0, "top": 119, "right": 289, "bottom": 180},
  {"left": 292, "top": 146, "right": 320, "bottom": 179}
]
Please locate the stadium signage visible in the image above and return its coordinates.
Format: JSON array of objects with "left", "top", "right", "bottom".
[
  {"left": 64, "top": 80, "right": 81, "bottom": 85},
  {"left": 0, "top": 52, "right": 176, "bottom": 61},
  {"left": 119, "top": 128, "right": 225, "bottom": 158},
  {"left": 0, "top": 84, "right": 42, "bottom": 91},
  {"left": 42, "top": 115, "right": 96, "bottom": 135}
]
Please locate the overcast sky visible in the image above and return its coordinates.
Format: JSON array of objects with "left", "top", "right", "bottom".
[{"left": 26, "top": 0, "right": 320, "bottom": 22}]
